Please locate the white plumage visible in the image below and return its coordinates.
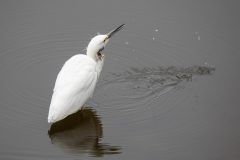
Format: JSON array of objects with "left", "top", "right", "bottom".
[
  {"left": 48, "top": 55, "right": 102, "bottom": 123},
  {"left": 48, "top": 24, "right": 125, "bottom": 123}
]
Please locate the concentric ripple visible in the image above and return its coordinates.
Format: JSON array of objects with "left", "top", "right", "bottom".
[
  {"left": 0, "top": 26, "right": 215, "bottom": 130},
  {"left": 0, "top": 29, "right": 91, "bottom": 131},
  {"left": 88, "top": 31, "right": 215, "bottom": 125}
]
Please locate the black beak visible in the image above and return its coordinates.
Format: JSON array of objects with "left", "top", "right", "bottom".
[{"left": 107, "top": 24, "right": 125, "bottom": 39}]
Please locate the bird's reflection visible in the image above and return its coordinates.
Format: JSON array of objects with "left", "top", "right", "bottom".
[{"left": 48, "top": 107, "right": 121, "bottom": 157}]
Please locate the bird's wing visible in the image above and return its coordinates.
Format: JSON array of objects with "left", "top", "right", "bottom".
[
  {"left": 48, "top": 54, "right": 98, "bottom": 123},
  {"left": 53, "top": 54, "right": 97, "bottom": 92}
]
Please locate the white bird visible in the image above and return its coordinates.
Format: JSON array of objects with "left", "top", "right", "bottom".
[{"left": 48, "top": 24, "right": 125, "bottom": 123}]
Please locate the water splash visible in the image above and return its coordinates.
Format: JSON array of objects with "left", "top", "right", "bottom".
[
  {"left": 92, "top": 64, "right": 215, "bottom": 124},
  {"left": 100, "top": 65, "right": 215, "bottom": 92},
  {"left": 194, "top": 32, "right": 201, "bottom": 40}
]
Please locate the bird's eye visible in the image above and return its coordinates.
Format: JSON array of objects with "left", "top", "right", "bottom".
[{"left": 103, "top": 37, "right": 108, "bottom": 43}]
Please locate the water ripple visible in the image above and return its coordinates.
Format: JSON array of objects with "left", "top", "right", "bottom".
[
  {"left": 92, "top": 65, "right": 215, "bottom": 125},
  {"left": 0, "top": 27, "right": 215, "bottom": 131},
  {"left": 0, "top": 31, "right": 88, "bottom": 130}
]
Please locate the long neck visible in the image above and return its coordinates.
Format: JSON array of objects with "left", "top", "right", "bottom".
[
  {"left": 86, "top": 48, "right": 104, "bottom": 78},
  {"left": 86, "top": 48, "right": 97, "bottom": 61},
  {"left": 96, "top": 56, "right": 104, "bottom": 78}
]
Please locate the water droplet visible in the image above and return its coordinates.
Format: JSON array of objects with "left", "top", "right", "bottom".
[
  {"left": 125, "top": 41, "right": 129, "bottom": 45},
  {"left": 155, "top": 29, "right": 159, "bottom": 32},
  {"left": 194, "top": 32, "right": 201, "bottom": 40},
  {"left": 152, "top": 37, "right": 155, "bottom": 40}
]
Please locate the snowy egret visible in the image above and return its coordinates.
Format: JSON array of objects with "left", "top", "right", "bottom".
[{"left": 48, "top": 24, "right": 125, "bottom": 123}]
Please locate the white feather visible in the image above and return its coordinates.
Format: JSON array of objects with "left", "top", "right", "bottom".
[
  {"left": 47, "top": 24, "right": 124, "bottom": 123},
  {"left": 48, "top": 54, "right": 102, "bottom": 123}
]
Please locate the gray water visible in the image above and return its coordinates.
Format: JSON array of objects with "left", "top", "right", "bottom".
[{"left": 0, "top": 1, "right": 240, "bottom": 159}]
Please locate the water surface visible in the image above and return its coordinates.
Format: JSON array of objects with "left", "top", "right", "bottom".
[{"left": 0, "top": 1, "right": 240, "bottom": 159}]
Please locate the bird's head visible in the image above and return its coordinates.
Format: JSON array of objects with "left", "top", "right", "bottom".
[{"left": 86, "top": 24, "right": 125, "bottom": 62}]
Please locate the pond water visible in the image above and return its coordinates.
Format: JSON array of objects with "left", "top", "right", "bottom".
[{"left": 0, "top": 1, "right": 240, "bottom": 159}]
